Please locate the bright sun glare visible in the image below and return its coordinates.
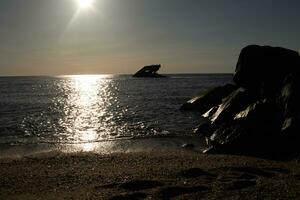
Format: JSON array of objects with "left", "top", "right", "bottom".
[{"left": 77, "top": 0, "right": 94, "bottom": 9}]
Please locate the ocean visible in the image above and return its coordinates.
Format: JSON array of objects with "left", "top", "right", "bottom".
[{"left": 0, "top": 74, "right": 232, "bottom": 157}]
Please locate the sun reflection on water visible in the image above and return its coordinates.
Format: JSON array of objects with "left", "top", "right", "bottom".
[{"left": 60, "top": 75, "right": 113, "bottom": 152}]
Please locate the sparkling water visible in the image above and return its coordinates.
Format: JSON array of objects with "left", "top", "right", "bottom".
[{"left": 0, "top": 74, "right": 232, "bottom": 156}]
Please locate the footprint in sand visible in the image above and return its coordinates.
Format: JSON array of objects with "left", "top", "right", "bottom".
[
  {"left": 216, "top": 172, "right": 257, "bottom": 182},
  {"left": 226, "top": 179, "right": 257, "bottom": 190},
  {"left": 96, "top": 180, "right": 163, "bottom": 192},
  {"left": 109, "top": 192, "right": 148, "bottom": 200},
  {"left": 262, "top": 167, "right": 290, "bottom": 174},
  {"left": 177, "top": 167, "right": 259, "bottom": 191},
  {"left": 212, "top": 167, "right": 276, "bottom": 178},
  {"left": 178, "top": 168, "right": 216, "bottom": 179},
  {"left": 211, "top": 166, "right": 290, "bottom": 191},
  {"left": 155, "top": 185, "right": 210, "bottom": 199},
  {"left": 119, "top": 180, "right": 164, "bottom": 191},
  {"left": 95, "top": 183, "right": 118, "bottom": 189},
  {"left": 98, "top": 180, "right": 164, "bottom": 200}
]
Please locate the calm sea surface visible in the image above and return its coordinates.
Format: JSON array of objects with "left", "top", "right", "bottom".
[{"left": 0, "top": 74, "right": 232, "bottom": 157}]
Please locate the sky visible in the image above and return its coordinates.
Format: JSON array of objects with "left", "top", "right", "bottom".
[{"left": 0, "top": 0, "right": 300, "bottom": 75}]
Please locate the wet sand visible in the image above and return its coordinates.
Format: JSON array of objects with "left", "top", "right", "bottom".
[{"left": 0, "top": 150, "right": 299, "bottom": 200}]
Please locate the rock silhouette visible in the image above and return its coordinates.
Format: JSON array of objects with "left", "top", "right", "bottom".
[
  {"left": 233, "top": 45, "right": 300, "bottom": 97},
  {"left": 180, "top": 84, "right": 238, "bottom": 113},
  {"left": 183, "top": 45, "right": 300, "bottom": 160},
  {"left": 133, "top": 64, "right": 166, "bottom": 78}
]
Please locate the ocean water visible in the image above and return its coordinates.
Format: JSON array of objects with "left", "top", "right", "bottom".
[{"left": 0, "top": 74, "right": 232, "bottom": 157}]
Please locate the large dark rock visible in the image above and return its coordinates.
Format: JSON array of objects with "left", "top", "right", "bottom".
[
  {"left": 180, "top": 84, "right": 238, "bottom": 114},
  {"left": 182, "top": 44, "right": 300, "bottom": 160},
  {"left": 204, "top": 99, "right": 283, "bottom": 158},
  {"left": 233, "top": 45, "right": 300, "bottom": 97}
]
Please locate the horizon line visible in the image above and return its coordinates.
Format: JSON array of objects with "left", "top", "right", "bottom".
[{"left": 0, "top": 72, "right": 234, "bottom": 77}]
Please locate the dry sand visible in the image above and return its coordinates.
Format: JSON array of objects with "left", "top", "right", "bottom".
[{"left": 0, "top": 150, "right": 299, "bottom": 200}]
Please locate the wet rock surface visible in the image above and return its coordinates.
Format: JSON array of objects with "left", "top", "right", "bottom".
[
  {"left": 182, "top": 45, "right": 300, "bottom": 160},
  {"left": 180, "top": 84, "right": 238, "bottom": 113}
]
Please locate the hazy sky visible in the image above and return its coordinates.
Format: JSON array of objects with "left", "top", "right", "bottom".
[{"left": 0, "top": 0, "right": 300, "bottom": 75}]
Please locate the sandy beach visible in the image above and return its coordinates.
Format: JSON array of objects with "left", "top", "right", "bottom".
[{"left": 1, "top": 150, "right": 299, "bottom": 200}]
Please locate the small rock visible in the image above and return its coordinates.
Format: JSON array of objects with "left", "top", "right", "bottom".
[{"left": 181, "top": 143, "right": 195, "bottom": 149}]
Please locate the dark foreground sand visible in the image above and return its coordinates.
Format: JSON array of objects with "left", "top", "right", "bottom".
[{"left": 0, "top": 150, "right": 299, "bottom": 200}]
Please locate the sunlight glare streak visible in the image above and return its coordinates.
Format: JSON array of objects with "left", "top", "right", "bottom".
[{"left": 62, "top": 75, "right": 111, "bottom": 152}]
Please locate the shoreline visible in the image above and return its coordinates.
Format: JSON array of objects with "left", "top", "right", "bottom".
[
  {"left": 0, "top": 136, "right": 206, "bottom": 159},
  {"left": 1, "top": 150, "right": 299, "bottom": 200}
]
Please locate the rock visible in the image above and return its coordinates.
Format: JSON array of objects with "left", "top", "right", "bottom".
[
  {"left": 182, "top": 44, "right": 300, "bottom": 160},
  {"left": 205, "top": 99, "right": 282, "bottom": 158},
  {"left": 180, "top": 84, "right": 238, "bottom": 114},
  {"left": 234, "top": 99, "right": 279, "bottom": 123},
  {"left": 181, "top": 143, "right": 195, "bottom": 149},
  {"left": 233, "top": 45, "right": 300, "bottom": 97},
  {"left": 133, "top": 64, "right": 166, "bottom": 78},
  {"left": 202, "top": 88, "right": 257, "bottom": 125},
  {"left": 279, "top": 74, "right": 300, "bottom": 133},
  {"left": 277, "top": 74, "right": 300, "bottom": 158},
  {"left": 194, "top": 120, "right": 216, "bottom": 136}
]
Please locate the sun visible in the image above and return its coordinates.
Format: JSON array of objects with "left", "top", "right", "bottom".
[{"left": 77, "top": 0, "right": 94, "bottom": 10}]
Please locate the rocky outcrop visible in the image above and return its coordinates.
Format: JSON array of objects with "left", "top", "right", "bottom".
[
  {"left": 233, "top": 45, "right": 300, "bottom": 97},
  {"left": 202, "top": 88, "right": 257, "bottom": 124},
  {"left": 182, "top": 45, "right": 300, "bottom": 160},
  {"left": 180, "top": 84, "right": 238, "bottom": 114},
  {"left": 133, "top": 64, "right": 166, "bottom": 78}
]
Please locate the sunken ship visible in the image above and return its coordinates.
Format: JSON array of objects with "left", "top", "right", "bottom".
[{"left": 133, "top": 64, "right": 166, "bottom": 78}]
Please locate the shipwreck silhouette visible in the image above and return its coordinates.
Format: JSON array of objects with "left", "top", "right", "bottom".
[{"left": 133, "top": 64, "right": 166, "bottom": 78}]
